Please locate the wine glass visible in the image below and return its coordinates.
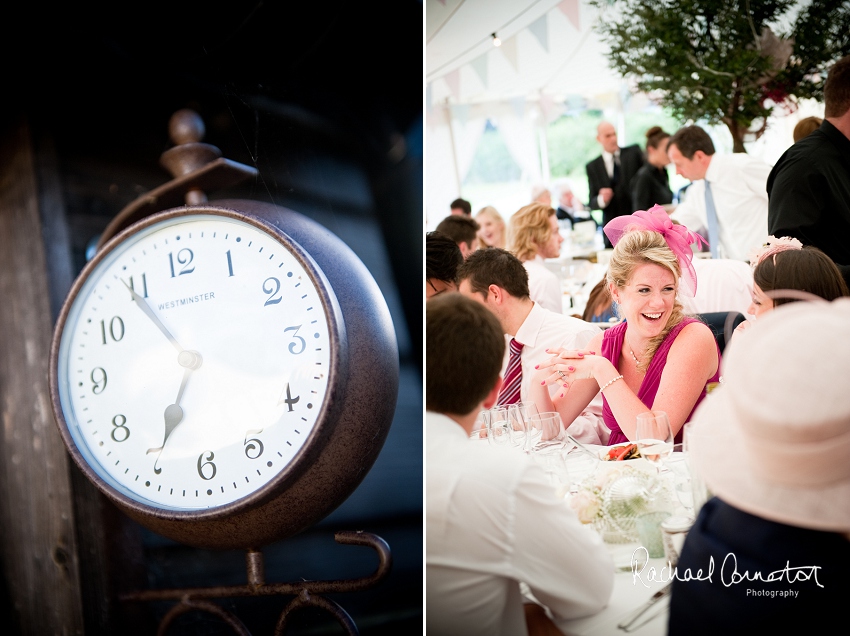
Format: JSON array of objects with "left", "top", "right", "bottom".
[
  {"left": 524, "top": 411, "right": 563, "bottom": 453},
  {"left": 507, "top": 403, "right": 536, "bottom": 449},
  {"left": 635, "top": 410, "right": 674, "bottom": 475}
]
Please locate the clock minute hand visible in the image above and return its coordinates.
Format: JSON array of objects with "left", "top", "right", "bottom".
[{"left": 122, "top": 280, "right": 183, "bottom": 352}]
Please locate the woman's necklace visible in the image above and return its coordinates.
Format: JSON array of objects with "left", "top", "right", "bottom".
[{"left": 626, "top": 334, "right": 643, "bottom": 366}]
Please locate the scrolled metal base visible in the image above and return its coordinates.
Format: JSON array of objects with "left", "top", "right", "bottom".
[{"left": 122, "top": 531, "right": 392, "bottom": 635}]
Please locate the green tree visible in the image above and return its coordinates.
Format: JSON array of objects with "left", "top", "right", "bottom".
[{"left": 590, "top": 0, "right": 850, "bottom": 152}]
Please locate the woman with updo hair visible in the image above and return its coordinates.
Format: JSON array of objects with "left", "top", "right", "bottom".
[
  {"left": 530, "top": 206, "right": 720, "bottom": 444},
  {"left": 733, "top": 236, "right": 850, "bottom": 339},
  {"left": 631, "top": 126, "right": 675, "bottom": 213}
]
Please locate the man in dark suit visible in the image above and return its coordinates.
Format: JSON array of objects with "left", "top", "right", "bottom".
[{"left": 585, "top": 121, "right": 645, "bottom": 247}]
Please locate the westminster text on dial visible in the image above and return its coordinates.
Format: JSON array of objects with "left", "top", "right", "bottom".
[{"left": 157, "top": 291, "right": 216, "bottom": 310}]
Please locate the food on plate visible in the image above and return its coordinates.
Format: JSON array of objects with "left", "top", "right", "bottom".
[{"left": 603, "top": 443, "right": 641, "bottom": 461}]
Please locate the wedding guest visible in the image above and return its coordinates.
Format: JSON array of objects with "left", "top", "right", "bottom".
[
  {"left": 767, "top": 54, "right": 850, "bottom": 287},
  {"left": 668, "top": 298, "right": 850, "bottom": 635},
  {"left": 553, "top": 178, "right": 594, "bottom": 227},
  {"left": 426, "top": 293, "right": 614, "bottom": 636},
  {"left": 450, "top": 197, "right": 472, "bottom": 217},
  {"left": 732, "top": 236, "right": 849, "bottom": 338},
  {"left": 457, "top": 248, "right": 609, "bottom": 444},
  {"left": 792, "top": 115, "right": 822, "bottom": 142},
  {"left": 436, "top": 214, "right": 480, "bottom": 258},
  {"left": 474, "top": 205, "right": 507, "bottom": 249},
  {"left": 426, "top": 230, "right": 462, "bottom": 300},
  {"left": 631, "top": 126, "right": 674, "bottom": 213},
  {"left": 586, "top": 121, "right": 646, "bottom": 247},
  {"left": 531, "top": 183, "right": 552, "bottom": 207},
  {"left": 529, "top": 206, "right": 719, "bottom": 445},
  {"left": 581, "top": 274, "right": 618, "bottom": 325},
  {"left": 509, "top": 203, "right": 564, "bottom": 314},
  {"left": 667, "top": 125, "right": 770, "bottom": 261}
]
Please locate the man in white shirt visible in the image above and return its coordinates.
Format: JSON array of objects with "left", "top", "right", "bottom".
[
  {"left": 426, "top": 293, "right": 614, "bottom": 636},
  {"left": 667, "top": 125, "right": 770, "bottom": 261},
  {"left": 457, "top": 248, "right": 610, "bottom": 444},
  {"left": 508, "top": 203, "right": 564, "bottom": 313}
]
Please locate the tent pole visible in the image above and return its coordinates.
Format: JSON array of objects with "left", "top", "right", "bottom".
[{"left": 444, "top": 100, "right": 462, "bottom": 199}]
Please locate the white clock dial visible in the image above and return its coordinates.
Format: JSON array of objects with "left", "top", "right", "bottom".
[{"left": 55, "top": 214, "right": 332, "bottom": 511}]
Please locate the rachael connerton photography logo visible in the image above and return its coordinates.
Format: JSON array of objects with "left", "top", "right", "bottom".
[{"left": 629, "top": 547, "right": 824, "bottom": 593}]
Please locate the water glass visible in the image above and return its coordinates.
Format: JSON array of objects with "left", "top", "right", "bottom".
[{"left": 486, "top": 410, "right": 511, "bottom": 447}]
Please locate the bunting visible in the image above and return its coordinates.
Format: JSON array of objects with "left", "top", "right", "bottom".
[
  {"left": 558, "top": 0, "right": 581, "bottom": 31},
  {"left": 470, "top": 54, "right": 488, "bottom": 87},
  {"left": 444, "top": 69, "right": 460, "bottom": 99},
  {"left": 527, "top": 15, "right": 549, "bottom": 53},
  {"left": 499, "top": 35, "right": 519, "bottom": 72}
]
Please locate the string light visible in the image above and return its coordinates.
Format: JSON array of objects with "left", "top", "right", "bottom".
[{"left": 492, "top": 33, "right": 501, "bottom": 47}]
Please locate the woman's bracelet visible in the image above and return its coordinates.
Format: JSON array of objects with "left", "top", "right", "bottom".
[{"left": 599, "top": 374, "right": 624, "bottom": 392}]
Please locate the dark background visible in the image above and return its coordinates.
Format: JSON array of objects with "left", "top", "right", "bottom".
[{"left": 6, "top": 1, "right": 423, "bottom": 633}]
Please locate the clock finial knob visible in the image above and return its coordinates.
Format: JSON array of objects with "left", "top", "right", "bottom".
[{"left": 168, "top": 108, "right": 206, "bottom": 145}]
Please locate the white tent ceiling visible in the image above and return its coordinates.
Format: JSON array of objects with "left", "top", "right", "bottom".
[{"left": 426, "top": 0, "right": 627, "bottom": 109}]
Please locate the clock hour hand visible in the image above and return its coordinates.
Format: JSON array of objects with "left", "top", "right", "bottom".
[
  {"left": 148, "top": 350, "right": 202, "bottom": 472},
  {"left": 122, "top": 280, "right": 184, "bottom": 352}
]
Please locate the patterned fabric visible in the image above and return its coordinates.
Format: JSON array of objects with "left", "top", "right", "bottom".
[{"left": 496, "top": 338, "right": 523, "bottom": 406}]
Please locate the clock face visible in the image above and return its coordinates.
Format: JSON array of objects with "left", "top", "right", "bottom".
[{"left": 54, "top": 213, "right": 334, "bottom": 512}]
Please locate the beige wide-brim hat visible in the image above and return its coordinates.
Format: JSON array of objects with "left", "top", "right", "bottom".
[{"left": 688, "top": 297, "right": 850, "bottom": 532}]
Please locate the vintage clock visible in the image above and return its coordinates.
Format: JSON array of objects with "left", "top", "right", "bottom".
[{"left": 48, "top": 198, "right": 399, "bottom": 550}]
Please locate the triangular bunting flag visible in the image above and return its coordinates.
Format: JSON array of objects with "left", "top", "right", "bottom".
[
  {"left": 451, "top": 104, "right": 470, "bottom": 126},
  {"left": 558, "top": 0, "right": 581, "bottom": 31},
  {"left": 500, "top": 36, "right": 519, "bottom": 72},
  {"left": 444, "top": 69, "right": 460, "bottom": 99},
  {"left": 470, "top": 54, "right": 488, "bottom": 88},
  {"left": 510, "top": 96, "right": 526, "bottom": 119},
  {"left": 528, "top": 15, "right": 549, "bottom": 53}
]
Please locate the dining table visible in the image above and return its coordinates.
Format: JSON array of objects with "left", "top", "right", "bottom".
[{"left": 470, "top": 433, "right": 698, "bottom": 636}]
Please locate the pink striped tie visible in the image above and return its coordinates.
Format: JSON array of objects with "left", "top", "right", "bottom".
[{"left": 497, "top": 338, "right": 524, "bottom": 406}]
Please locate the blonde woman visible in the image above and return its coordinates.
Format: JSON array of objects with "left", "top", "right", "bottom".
[
  {"left": 530, "top": 206, "right": 719, "bottom": 444},
  {"left": 474, "top": 205, "right": 506, "bottom": 249},
  {"left": 508, "top": 203, "right": 564, "bottom": 314}
]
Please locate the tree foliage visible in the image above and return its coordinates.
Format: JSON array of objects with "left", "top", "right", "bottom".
[{"left": 590, "top": 0, "right": 850, "bottom": 151}]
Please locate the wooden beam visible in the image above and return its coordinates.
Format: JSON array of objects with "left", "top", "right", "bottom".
[{"left": 0, "top": 114, "right": 85, "bottom": 634}]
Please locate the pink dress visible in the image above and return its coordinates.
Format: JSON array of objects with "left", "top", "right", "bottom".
[{"left": 600, "top": 318, "right": 720, "bottom": 445}]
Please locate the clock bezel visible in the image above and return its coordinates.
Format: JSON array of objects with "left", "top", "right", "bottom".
[{"left": 50, "top": 206, "right": 347, "bottom": 524}]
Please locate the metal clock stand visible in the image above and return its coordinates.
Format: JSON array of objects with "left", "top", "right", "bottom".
[{"left": 120, "top": 531, "right": 392, "bottom": 635}]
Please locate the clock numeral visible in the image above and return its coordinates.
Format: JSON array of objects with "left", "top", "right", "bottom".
[
  {"left": 168, "top": 248, "right": 195, "bottom": 277},
  {"left": 197, "top": 451, "right": 217, "bottom": 480},
  {"left": 226, "top": 250, "right": 234, "bottom": 277},
  {"left": 127, "top": 273, "right": 148, "bottom": 298},
  {"left": 263, "top": 277, "right": 282, "bottom": 306},
  {"left": 284, "top": 325, "right": 306, "bottom": 355},
  {"left": 110, "top": 414, "right": 130, "bottom": 442},
  {"left": 244, "top": 431, "right": 265, "bottom": 460},
  {"left": 279, "top": 383, "right": 300, "bottom": 412},
  {"left": 90, "top": 367, "right": 107, "bottom": 394},
  {"left": 100, "top": 316, "right": 125, "bottom": 344}
]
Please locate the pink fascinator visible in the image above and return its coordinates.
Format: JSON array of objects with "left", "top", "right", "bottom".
[
  {"left": 748, "top": 235, "right": 803, "bottom": 269},
  {"left": 603, "top": 205, "right": 708, "bottom": 296}
]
